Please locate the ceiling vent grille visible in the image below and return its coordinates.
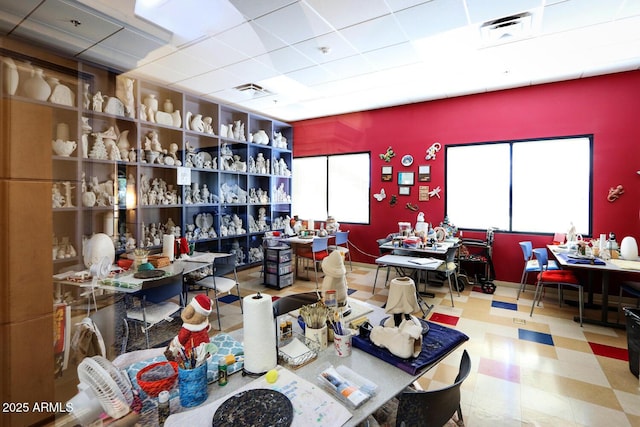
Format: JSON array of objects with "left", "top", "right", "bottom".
[
  {"left": 480, "top": 12, "right": 533, "bottom": 45},
  {"left": 234, "top": 83, "right": 269, "bottom": 96}
]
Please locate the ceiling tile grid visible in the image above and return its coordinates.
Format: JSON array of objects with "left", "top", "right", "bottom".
[{"left": 1, "top": 0, "right": 639, "bottom": 121}]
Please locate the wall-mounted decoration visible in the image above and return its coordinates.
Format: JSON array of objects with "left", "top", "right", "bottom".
[
  {"left": 406, "top": 203, "right": 418, "bottom": 211},
  {"left": 607, "top": 184, "right": 624, "bottom": 202},
  {"left": 419, "top": 186, "right": 430, "bottom": 201},
  {"left": 390, "top": 194, "right": 397, "bottom": 206},
  {"left": 398, "top": 172, "right": 414, "bottom": 186},
  {"left": 401, "top": 154, "right": 413, "bottom": 167},
  {"left": 399, "top": 186, "right": 410, "bottom": 196},
  {"left": 379, "top": 146, "right": 396, "bottom": 162},
  {"left": 418, "top": 165, "right": 431, "bottom": 182},
  {"left": 374, "top": 188, "right": 386, "bottom": 201},
  {"left": 381, "top": 166, "right": 393, "bottom": 181},
  {"left": 429, "top": 186, "right": 442, "bottom": 199},
  {"left": 425, "top": 142, "right": 442, "bottom": 161}
]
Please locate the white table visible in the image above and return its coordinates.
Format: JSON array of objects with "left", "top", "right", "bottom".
[
  {"left": 163, "top": 299, "right": 463, "bottom": 427},
  {"left": 548, "top": 245, "right": 640, "bottom": 328}
]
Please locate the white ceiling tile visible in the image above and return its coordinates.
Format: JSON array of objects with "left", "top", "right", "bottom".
[
  {"left": 305, "top": 0, "right": 391, "bottom": 29},
  {"left": 145, "top": 51, "right": 219, "bottom": 78},
  {"left": 394, "top": 0, "right": 469, "bottom": 40},
  {"left": 253, "top": 2, "right": 334, "bottom": 45},
  {"left": 255, "top": 46, "right": 316, "bottom": 74},
  {"left": 285, "top": 65, "right": 339, "bottom": 86},
  {"left": 541, "top": 0, "right": 622, "bottom": 35},
  {"left": 384, "top": 0, "right": 431, "bottom": 13},
  {"left": 293, "top": 32, "right": 359, "bottom": 63},
  {"left": 320, "top": 54, "right": 374, "bottom": 79},
  {"left": 96, "top": 27, "right": 168, "bottom": 61},
  {"left": 361, "top": 42, "right": 419, "bottom": 71},
  {"left": 180, "top": 36, "right": 250, "bottom": 68},
  {"left": 222, "top": 58, "right": 279, "bottom": 83},
  {"left": 213, "top": 22, "right": 287, "bottom": 58},
  {"left": 134, "top": 0, "right": 245, "bottom": 44},
  {"left": 227, "top": 0, "right": 298, "bottom": 20},
  {"left": 176, "top": 68, "right": 244, "bottom": 94},
  {"left": 18, "top": 0, "right": 122, "bottom": 44},
  {"left": 339, "top": 14, "right": 408, "bottom": 52},
  {"left": 130, "top": 60, "right": 191, "bottom": 85}
]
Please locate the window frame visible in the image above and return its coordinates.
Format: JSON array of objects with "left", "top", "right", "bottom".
[
  {"left": 445, "top": 135, "right": 593, "bottom": 235},
  {"left": 292, "top": 152, "right": 371, "bottom": 225}
]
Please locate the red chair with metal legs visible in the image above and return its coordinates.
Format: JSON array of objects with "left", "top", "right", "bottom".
[
  {"left": 530, "top": 248, "right": 583, "bottom": 326},
  {"left": 296, "top": 237, "right": 330, "bottom": 287},
  {"left": 517, "top": 241, "right": 559, "bottom": 300}
]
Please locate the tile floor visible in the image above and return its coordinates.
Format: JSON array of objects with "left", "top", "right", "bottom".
[{"left": 208, "top": 262, "right": 640, "bottom": 427}]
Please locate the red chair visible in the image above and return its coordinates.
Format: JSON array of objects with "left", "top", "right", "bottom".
[
  {"left": 296, "top": 237, "right": 330, "bottom": 287},
  {"left": 530, "top": 248, "right": 583, "bottom": 326}
]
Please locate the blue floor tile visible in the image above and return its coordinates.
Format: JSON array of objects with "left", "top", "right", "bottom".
[
  {"left": 518, "top": 328, "right": 554, "bottom": 346},
  {"left": 492, "top": 300, "right": 518, "bottom": 311},
  {"left": 219, "top": 294, "right": 240, "bottom": 304}
]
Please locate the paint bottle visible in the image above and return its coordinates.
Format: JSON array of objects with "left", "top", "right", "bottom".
[
  {"left": 158, "top": 390, "right": 170, "bottom": 426},
  {"left": 218, "top": 359, "right": 228, "bottom": 386}
]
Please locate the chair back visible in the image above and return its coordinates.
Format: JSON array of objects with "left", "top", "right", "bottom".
[
  {"left": 532, "top": 248, "right": 549, "bottom": 270},
  {"left": 334, "top": 231, "right": 349, "bottom": 245},
  {"left": 134, "top": 272, "right": 184, "bottom": 305},
  {"left": 519, "top": 241, "right": 533, "bottom": 262},
  {"left": 311, "top": 236, "right": 330, "bottom": 252},
  {"left": 445, "top": 244, "right": 459, "bottom": 264},
  {"left": 396, "top": 349, "right": 471, "bottom": 427},
  {"left": 272, "top": 292, "right": 321, "bottom": 317},
  {"left": 213, "top": 254, "right": 237, "bottom": 278}
]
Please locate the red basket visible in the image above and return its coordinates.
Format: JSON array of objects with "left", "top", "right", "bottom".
[{"left": 136, "top": 361, "right": 178, "bottom": 397}]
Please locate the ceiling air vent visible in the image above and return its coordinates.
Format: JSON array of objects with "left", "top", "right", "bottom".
[
  {"left": 234, "top": 83, "right": 270, "bottom": 96},
  {"left": 480, "top": 12, "right": 532, "bottom": 45}
]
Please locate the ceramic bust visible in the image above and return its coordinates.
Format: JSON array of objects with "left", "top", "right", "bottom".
[{"left": 326, "top": 216, "right": 339, "bottom": 234}]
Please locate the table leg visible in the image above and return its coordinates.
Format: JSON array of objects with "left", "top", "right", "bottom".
[{"left": 573, "top": 271, "right": 625, "bottom": 329}]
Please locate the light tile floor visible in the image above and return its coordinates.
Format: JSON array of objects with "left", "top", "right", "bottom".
[{"left": 210, "top": 263, "right": 640, "bottom": 427}]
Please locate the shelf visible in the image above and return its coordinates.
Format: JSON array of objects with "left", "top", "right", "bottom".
[{"left": 2, "top": 49, "right": 292, "bottom": 274}]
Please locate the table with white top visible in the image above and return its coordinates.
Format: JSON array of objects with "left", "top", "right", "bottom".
[
  {"left": 161, "top": 298, "right": 465, "bottom": 427},
  {"left": 547, "top": 245, "right": 640, "bottom": 328}
]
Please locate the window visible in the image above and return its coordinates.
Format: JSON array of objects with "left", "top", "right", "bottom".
[
  {"left": 292, "top": 152, "right": 370, "bottom": 224},
  {"left": 446, "top": 136, "right": 592, "bottom": 235}
]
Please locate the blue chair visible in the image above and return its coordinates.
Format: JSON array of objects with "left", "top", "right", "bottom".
[
  {"left": 517, "top": 241, "right": 559, "bottom": 300},
  {"left": 530, "top": 248, "right": 583, "bottom": 326},
  {"left": 328, "top": 230, "right": 352, "bottom": 271},
  {"left": 296, "top": 237, "right": 330, "bottom": 287}
]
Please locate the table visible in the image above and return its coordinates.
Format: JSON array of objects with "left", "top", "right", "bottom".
[
  {"left": 547, "top": 245, "right": 640, "bottom": 328},
  {"left": 162, "top": 299, "right": 466, "bottom": 427},
  {"left": 279, "top": 235, "right": 335, "bottom": 280},
  {"left": 379, "top": 238, "right": 457, "bottom": 256}
]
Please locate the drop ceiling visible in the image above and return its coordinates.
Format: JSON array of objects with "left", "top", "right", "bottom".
[{"left": 1, "top": 0, "right": 639, "bottom": 122}]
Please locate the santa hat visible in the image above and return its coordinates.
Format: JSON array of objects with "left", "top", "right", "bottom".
[{"left": 190, "top": 294, "right": 212, "bottom": 316}]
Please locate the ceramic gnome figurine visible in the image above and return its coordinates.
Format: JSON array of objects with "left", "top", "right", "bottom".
[
  {"left": 168, "top": 294, "right": 212, "bottom": 356},
  {"left": 321, "top": 250, "right": 349, "bottom": 308},
  {"left": 370, "top": 277, "right": 424, "bottom": 359}
]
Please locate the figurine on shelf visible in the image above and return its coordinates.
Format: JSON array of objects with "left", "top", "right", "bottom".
[
  {"left": 92, "top": 91, "right": 104, "bottom": 112},
  {"left": 52, "top": 183, "right": 65, "bottom": 208}
]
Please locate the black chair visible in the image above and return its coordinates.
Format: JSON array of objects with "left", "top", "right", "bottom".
[
  {"left": 272, "top": 291, "right": 321, "bottom": 317},
  {"left": 395, "top": 349, "right": 471, "bottom": 427},
  {"left": 124, "top": 272, "right": 184, "bottom": 350}
]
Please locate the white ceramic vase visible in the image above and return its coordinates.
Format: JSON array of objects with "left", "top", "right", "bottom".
[
  {"left": 620, "top": 236, "right": 638, "bottom": 260},
  {"left": 23, "top": 68, "right": 51, "bottom": 101},
  {"left": 163, "top": 98, "right": 173, "bottom": 113},
  {"left": 143, "top": 94, "right": 158, "bottom": 112},
  {"left": 2, "top": 57, "right": 18, "bottom": 95}
]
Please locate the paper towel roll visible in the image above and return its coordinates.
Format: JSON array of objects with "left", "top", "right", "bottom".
[
  {"left": 162, "top": 234, "right": 174, "bottom": 261},
  {"left": 242, "top": 292, "right": 277, "bottom": 375}
]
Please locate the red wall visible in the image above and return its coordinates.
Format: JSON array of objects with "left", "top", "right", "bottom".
[{"left": 292, "top": 71, "right": 640, "bottom": 284}]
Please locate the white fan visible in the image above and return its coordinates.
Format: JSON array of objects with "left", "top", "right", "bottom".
[
  {"left": 80, "top": 256, "right": 111, "bottom": 315},
  {"left": 67, "top": 356, "right": 134, "bottom": 426}
]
